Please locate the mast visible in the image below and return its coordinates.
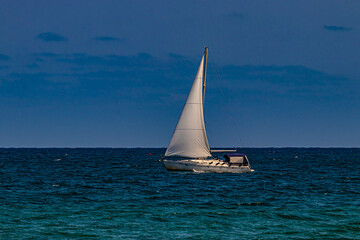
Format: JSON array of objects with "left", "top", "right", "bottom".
[{"left": 202, "top": 47, "right": 208, "bottom": 107}]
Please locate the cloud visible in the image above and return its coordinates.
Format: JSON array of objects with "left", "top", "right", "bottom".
[
  {"left": 0, "top": 54, "right": 10, "bottom": 61},
  {"left": 323, "top": 25, "right": 352, "bottom": 32},
  {"left": 93, "top": 36, "right": 123, "bottom": 42},
  {"left": 31, "top": 52, "right": 60, "bottom": 63},
  {"left": 33, "top": 52, "right": 60, "bottom": 57},
  {"left": 36, "top": 32, "right": 68, "bottom": 42},
  {"left": 6, "top": 52, "right": 356, "bottom": 104},
  {"left": 217, "top": 64, "right": 348, "bottom": 93}
]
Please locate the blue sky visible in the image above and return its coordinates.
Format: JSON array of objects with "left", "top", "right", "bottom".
[{"left": 0, "top": 0, "right": 359, "bottom": 147}]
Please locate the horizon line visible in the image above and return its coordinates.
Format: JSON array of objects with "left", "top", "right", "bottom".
[{"left": 0, "top": 146, "right": 359, "bottom": 149}]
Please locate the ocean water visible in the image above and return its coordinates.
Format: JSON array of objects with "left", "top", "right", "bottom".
[{"left": 0, "top": 148, "right": 359, "bottom": 239}]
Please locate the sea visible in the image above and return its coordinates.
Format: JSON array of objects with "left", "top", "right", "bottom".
[{"left": 0, "top": 148, "right": 359, "bottom": 239}]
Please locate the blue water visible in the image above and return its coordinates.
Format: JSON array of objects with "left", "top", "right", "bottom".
[{"left": 0, "top": 148, "right": 359, "bottom": 239}]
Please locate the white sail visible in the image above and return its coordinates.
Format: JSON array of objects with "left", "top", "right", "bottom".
[{"left": 165, "top": 54, "right": 212, "bottom": 158}]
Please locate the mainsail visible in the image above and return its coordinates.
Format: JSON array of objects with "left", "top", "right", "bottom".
[{"left": 165, "top": 52, "right": 212, "bottom": 158}]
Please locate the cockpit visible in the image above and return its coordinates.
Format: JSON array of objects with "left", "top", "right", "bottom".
[{"left": 223, "top": 153, "right": 249, "bottom": 166}]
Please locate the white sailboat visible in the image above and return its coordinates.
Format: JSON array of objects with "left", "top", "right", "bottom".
[{"left": 163, "top": 47, "right": 254, "bottom": 173}]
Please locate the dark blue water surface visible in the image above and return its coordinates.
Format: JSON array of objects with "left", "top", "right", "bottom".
[{"left": 0, "top": 148, "right": 359, "bottom": 239}]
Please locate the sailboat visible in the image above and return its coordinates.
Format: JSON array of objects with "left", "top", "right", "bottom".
[{"left": 163, "top": 47, "right": 254, "bottom": 173}]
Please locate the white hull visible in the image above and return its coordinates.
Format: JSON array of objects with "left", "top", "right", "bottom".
[{"left": 163, "top": 159, "right": 253, "bottom": 173}]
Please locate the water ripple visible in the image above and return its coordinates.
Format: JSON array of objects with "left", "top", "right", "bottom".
[{"left": 0, "top": 148, "right": 359, "bottom": 239}]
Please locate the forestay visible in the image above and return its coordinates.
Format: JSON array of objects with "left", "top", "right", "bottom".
[{"left": 165, "top": 54, "right": 212, "bottom": 158}]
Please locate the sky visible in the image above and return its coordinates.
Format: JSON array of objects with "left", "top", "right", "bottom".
[{"left": 0, "top": 0, "right": 359, "bottom": 147}]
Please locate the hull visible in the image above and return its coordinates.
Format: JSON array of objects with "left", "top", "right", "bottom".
[{"left": 163, "top": 159, "right": 253, "bottom": 173}]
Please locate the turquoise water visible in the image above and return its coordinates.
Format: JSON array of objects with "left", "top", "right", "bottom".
[{"left": 0, "top": 148, "right": 359, "bottom": 239}]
